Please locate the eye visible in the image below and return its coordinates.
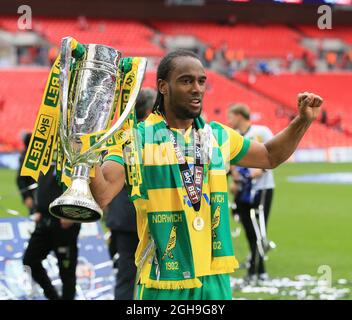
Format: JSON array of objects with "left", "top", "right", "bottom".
[{"left": 183, "top": 78, "right": 192, "bottom": 84}]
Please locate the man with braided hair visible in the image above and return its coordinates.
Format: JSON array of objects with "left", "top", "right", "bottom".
[{"left": 90, "top": 50, "right": 323, "bottom": 300}]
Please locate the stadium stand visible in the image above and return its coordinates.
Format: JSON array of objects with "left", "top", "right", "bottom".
[
  {"left": 0, "top": 69, "right": 48, "bottom": 151},
  {"left": 201, "top": 71, "right": 352, "bottom": 148},
  {"left": 1, "top": 18, "right": 352, "bottom": 151},
  {"left": 153, "top": 22, "right": 306, "bottom": 58},
  {"left": 1, "top": 68, "right": 352, "bottom": 151},
  {"left": 0, "top": 17, "right": 165, "bottom": 57},
  {"left": 236, "top": 73, "right": 352, "bottom": 133},
  {"left": 297, "top": 25, "right": 352, "bottom": 45}
]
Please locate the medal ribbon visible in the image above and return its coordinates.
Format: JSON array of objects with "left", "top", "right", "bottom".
[{"left": 167, "top": 123, "right": 203, "bottom": 212}]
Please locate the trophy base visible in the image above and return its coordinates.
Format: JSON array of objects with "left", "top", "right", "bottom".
[
  {"left": 49, "top": 164, "right": 103, "bottom": 223},
  {"left": 49, "top": 196, "right": 103, "bottom": 223}
]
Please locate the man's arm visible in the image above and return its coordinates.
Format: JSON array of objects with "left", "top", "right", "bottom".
[
  {"left": 237, "top": 92, "right": 323, "bottom": 169},
  {"left": 90, "top": 160, "right": 126, "bottom": 209}
]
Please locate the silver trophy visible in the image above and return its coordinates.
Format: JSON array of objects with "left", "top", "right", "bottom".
[{"left": 49, "top": 36, "right": 147, "bottom": 222}]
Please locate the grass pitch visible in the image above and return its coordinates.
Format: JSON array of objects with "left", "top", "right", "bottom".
[
  {"left": 230, "top": 162, "right": 352, "bottom": 299},
  {"left": 1, "top": 162, "right": 352, "bottom": 299}
]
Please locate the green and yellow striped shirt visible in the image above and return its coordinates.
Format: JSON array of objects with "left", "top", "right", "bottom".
[{"left": 105, "top": 113, "right": 250, "bottom": 283}]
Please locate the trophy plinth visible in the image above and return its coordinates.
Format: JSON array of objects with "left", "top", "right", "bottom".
[{"left": 49, "top": 164, "right": 102, "bottom": 222}]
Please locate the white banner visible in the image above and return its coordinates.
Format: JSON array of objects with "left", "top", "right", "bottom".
[{"left": 292, "top": 147, "right": 352, "bottom": 163}]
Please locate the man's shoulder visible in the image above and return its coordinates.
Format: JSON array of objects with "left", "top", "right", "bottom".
[
  {"left": 137, "top": 120, "right": 146, "bottom": 130},
  {"left": 209, "top": 120, "right": 230, "bottom": 131},
  {"left": 209, "top": 121, "right": 242, "bottom": 137},
  {"left": 208, "top": 121, "right": 244, "bottom": 148},
  {"left": 138, "top": 113, "right": 165, "bottom": 130},
  {"left": 136, "top": 114, "right": 166, "bottom": 144}
]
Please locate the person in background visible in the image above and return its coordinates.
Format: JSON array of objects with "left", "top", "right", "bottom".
[
  {"left": 203, "top": 46, "right": 215, "bottom": 68},
  {"left": 48, "top": 46, "right": 59, "bottom": 66},
  {"left": 16, "top": 132, "right": 36, "bottom": 215},
  {"left": 227, "top": 103, "right": 275, "bottom": 282},
  {"left": 105, "top": 88, "right": 156, "bottom": 300},
  {"left": 23, "top": 161, "right": 81, "bottom": 300},
  {"left": 320, "top": 109, "right": 328, "bottom": 125},
  {"left": 326, "top": 51, "right": 337, "bottom": 70}
]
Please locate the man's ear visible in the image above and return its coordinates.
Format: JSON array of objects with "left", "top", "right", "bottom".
[{"left": 158, "top": 79, "right": 168, "bottom": 96}]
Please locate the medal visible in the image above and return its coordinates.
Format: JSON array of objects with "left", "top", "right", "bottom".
[{"left": 193, "top": 216, "right": 204, "bottom": 231}]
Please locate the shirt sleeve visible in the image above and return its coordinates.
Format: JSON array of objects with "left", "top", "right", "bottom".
[
  {"left": 211, "top": 122, "right": 250, "bottom": 165},
  {"left": 230, "top": 133, "right": 251, "bottom": 165},
  {"left": 222, "top": 125, "right": 250, "bottom": 165},
  {"left": 103, "top": 144, "right": 124, "bottom": 166}
]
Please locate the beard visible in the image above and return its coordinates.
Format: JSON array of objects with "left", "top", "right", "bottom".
[
  {"left": 171, "top": 103, "right": 202, "bottom": 120},
  {"left": 169, "top": 88, "right": 202, "bottom": 120}
]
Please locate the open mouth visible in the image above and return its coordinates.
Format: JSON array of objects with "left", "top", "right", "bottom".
[{"left": 190, "top": 98, "right": 201, "bottom": 108}]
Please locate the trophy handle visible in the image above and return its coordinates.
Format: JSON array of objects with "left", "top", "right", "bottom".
[
  {"left": 59, "top": 36, "right": 74, "bottom": 161},
  {"left": 77, "top": 57, "right": 148, "bottom": 162}
]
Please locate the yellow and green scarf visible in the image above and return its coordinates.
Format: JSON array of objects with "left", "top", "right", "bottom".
[{"left": 119, "top": 113, "right": 240, "bottom": 290}]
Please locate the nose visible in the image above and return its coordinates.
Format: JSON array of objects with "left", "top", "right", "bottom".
[{"left": 192, "top": 81, "right": 202, "bottom": 95}]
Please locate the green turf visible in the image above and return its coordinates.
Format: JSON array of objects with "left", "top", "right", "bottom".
[
  {"left": 0, "top": 169, "right": 28, "bottom": 217},
  {"left": 230, "top": 162, "right": 352, "bottom": 299},
  {"left": 1, "top": 162, "right": 352, "bottom": 299}
]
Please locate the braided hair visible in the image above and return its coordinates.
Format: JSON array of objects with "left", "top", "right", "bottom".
[{"left": 153, "top": 50, "right": 201, "bottom": 115}]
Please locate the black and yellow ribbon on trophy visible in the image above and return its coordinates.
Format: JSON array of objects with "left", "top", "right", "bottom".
[{"left": 21, "top": 37, "right": 144, "bottom": 197}]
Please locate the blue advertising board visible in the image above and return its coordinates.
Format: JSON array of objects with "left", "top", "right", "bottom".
[{"left": 0, "top": 218, "right": 115, "bottom": 300}]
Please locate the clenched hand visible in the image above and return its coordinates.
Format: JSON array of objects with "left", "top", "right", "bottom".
[{"left": 297, "top": 92, "right": 323, "bottom": 122}]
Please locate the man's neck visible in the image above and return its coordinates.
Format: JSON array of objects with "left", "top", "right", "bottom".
[
  {"left": 164, "top": 110, "right": 194, "bottom": 130},
  {"left": 238, "top": 121, "right": 251, "bottom": 135}
]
